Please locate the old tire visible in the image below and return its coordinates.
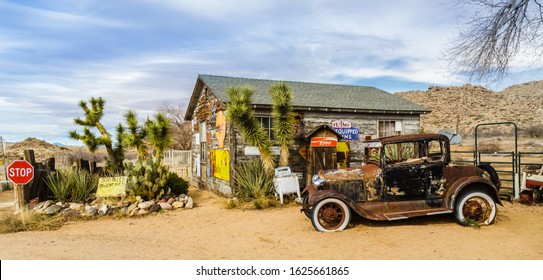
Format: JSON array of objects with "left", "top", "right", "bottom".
[
  {"left": 311, "top": 198, "right": 351, "bottom": 232},
  {"left": 454, "top": 190, "right": 496, "bottom": 226}
]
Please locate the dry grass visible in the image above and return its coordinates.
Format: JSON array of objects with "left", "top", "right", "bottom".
[{"left": 0, "top": 210, "right": 65, "bottom": 234}]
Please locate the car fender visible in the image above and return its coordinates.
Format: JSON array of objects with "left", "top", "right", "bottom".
[
  {"left": 444, "top": 176, "right": 502, "bottom": 209},
  {"left": 307, "top": 189, "right": 356, "bottom": 210}
]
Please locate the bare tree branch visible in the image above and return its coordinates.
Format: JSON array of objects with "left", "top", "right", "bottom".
[
  {"left": 447, "top": 0, "right": 543, "bottom": 82},
  {"left": 157, "top": 102, "right": 192, "bottom": 150}
]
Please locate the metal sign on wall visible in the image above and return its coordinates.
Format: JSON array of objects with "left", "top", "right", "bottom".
[{"left": 331, "top": 119, "right": 359, "bottom": 141}]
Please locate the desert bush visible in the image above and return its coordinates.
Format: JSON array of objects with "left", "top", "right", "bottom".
[
  {"left": 525, "top": 124, "right": 543, "bottom": 138},
  {"left": 478, "top": 143, "right": 501, "bottom": 152},
  {"left": 167, "top": 172, "right": 188, "bottom": 195},
  {"left": 234, "top": 159, "right": 274, "bottom": 207}
]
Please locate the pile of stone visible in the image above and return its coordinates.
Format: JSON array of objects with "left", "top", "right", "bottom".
[{"left": 30, "top": 194, "right": 194, "bottom": 218}]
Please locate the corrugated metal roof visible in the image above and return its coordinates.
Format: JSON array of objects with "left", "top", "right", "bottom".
[{"left": 199, "top": 74, "right": 430, "bottom": 113}]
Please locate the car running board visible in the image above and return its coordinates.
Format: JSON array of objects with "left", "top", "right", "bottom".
[{"left": 383, "top": 209, "right": 453, "bottom": 221}]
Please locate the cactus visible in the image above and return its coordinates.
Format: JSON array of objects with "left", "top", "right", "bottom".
[{"left": 123, "top": 153, "right": 170, "bottom": 200}]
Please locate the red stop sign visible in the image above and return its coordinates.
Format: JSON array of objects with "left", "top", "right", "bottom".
[{"left": 7, "top": 160, "right": 34, "bottom": 185}]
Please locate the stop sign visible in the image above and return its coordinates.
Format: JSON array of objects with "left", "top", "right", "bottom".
[{"left": 7, "top": 160, "right": 34, "bottom": 185}]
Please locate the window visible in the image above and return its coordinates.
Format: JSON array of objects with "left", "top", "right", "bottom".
[
  {"left": 427, "top": 140, "right": 445, "bottom": 161},
  {"left": 378, "top": 120, "right": 402, "bottom": 138},
  {"left": 256, "top": 117, "right": 274, "bottom": 140},
  {"left": 199, "top": 122, "right": 207, "bottom": 162},
  {"left": 384, "top": 142, "right": 426, "bottom": 165}
]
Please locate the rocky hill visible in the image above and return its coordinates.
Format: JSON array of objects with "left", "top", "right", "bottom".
[{"left": 396, "top": 81, "right": 543, "bottom": 136}]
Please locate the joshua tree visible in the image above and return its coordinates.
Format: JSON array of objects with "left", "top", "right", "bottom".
[
  {"left": 226, "top": 85, "right": 275, "bottom": 174},
  {"left": 118, "top": 109, "right": 148, "bottom": 158},
  {"left": 145, "top": 113, "right": 172, "bottom": 157},
  {"left": 68, "top": 97, "right": 122, "bottom": 169},
  {"left": 269, "top": 82, "right": 295, "bottom": 166}
]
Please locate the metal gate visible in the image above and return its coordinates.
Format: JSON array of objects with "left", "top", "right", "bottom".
[
  {"left": 450, "top": 122, "right": 543, "bottom": 199},
  {"left": 163, "top": 150, "right": 192, "bottom": 181}
]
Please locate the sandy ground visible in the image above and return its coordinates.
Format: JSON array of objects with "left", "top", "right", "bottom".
[{"left": 0, "top": 187, "right": 542, "bottom": 260}]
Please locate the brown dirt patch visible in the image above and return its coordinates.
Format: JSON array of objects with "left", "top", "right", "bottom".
[{"left": 0, "top": 187, "right": 542, "bottom": 260}]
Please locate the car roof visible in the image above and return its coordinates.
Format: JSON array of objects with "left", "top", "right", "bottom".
[{"left": 366, "top": 133, "right": 450, "bottom": 145}]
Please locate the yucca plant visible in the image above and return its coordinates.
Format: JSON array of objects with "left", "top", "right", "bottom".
[
  {"left": 44, "top": 169, "right": 72, "bottom": 203},
  {"left": 269, "top": 82, "right": 295, "bottom": 166},
  {"left": 70, "top": 169, "right": 99, "bottom": 203},
  {"left": 234, "top": 159, "right": 274, "bottom": 205},
  {"left": 226, "top": 85, "right": 275, "bottom": 174}
]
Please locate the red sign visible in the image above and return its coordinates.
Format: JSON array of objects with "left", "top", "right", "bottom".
[
  {"left": 310, "top": 137, "right": 338, "bottom": 147},
  {"left": 7, "top": 160, "right": 34, "bottom": 185}
]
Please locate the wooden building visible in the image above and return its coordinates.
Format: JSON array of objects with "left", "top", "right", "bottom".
[{"left": 184, "top": 74, "right": 431, "bottom": 195}]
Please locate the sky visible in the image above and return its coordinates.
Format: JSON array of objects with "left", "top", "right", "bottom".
[{"left": 1, "top": 0, "right": 542, "bottom": 146}]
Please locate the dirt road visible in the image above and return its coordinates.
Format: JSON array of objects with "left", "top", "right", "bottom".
[{"left": 0, "top": 188, "right": 542, "bottom": 260}]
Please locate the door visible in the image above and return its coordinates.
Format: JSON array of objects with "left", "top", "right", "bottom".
[
  {"left": 311, "top": 147, "right": 336, "bottom": 175},
  {"left": 382, "top": 142, "right": 427, "bottom": 201}
]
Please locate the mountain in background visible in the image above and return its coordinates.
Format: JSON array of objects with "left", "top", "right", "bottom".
[{"left": 395, "top": 80, "right": 543, "bottom": 137}]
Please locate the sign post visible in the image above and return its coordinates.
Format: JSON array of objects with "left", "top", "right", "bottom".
[{"left": 7, "top": 160, "right": 34, "bottom": 211}]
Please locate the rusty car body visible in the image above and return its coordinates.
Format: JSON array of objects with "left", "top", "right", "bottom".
[{"left": 302, "top": 133, "right": 502, "bottom": 232}]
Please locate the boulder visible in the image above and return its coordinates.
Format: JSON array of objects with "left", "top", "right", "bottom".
[
  {"left": 98, "top": 204, "right": 109, "bottom": 216},
  {"left": 138, "top": 201, "right": 154, "bottom": 210},
  {"left": 69, "top": 203, "right": 82, "bottom": 211},
  {"left": 61, "top": 209, "right": 80, "bottom": 217},
  {"left": 148, "top": 204, "right": 161, "bottom": 213},
  {"left": 137, "top": 209, "right": 149, "bottom": 215},
  {"left": 167, "top": 198, "right": 175, "bottom": 205},
  {"left": 185, "top": 197, "right": 193, "bottom": 209},
  {"left": 127, "top": 203, "right": 138, "bottom": 213},
  {"left": 44, "top": 205, "right": 62, "bottom": 215},
  {"left": 172, "top": 201, "right": 184, "bottom": 209},
  {"left": 159, "top": 203, "right": 172, "bottom": 210}
]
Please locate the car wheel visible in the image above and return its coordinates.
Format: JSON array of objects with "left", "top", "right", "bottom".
[
  {"left": 311, "top": 198, "right": 351, "bottom": 232},
  {"left": 454, "top": 190, "right": 496, "bottom": 226}
]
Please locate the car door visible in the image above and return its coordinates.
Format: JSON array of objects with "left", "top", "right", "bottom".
[{"left": 382, "top": 141, "right": 427, "bottom": 201}]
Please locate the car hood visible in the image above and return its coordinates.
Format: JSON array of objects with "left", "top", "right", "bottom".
[{"left": 320, "top": 164, "right": 381, "bottom": 182}]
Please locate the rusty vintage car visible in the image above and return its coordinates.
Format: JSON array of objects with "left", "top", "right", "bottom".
[{"left": 302, "top": 133, "right": 502, "bottom": 232}]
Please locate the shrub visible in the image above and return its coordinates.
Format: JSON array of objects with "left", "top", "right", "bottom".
[
  {"left": 45, "top": 168, "right": 98, "bottom": 203},
  {"left": 167, "top": 172, "right": 188, "bottom": 195},
  {"left": 70, "top": 169, "right": 99, "bottom": 203},
  {"left": 234, "top": 159, "right": 274, "bottom": 205},
  {"left": 525, "top": 124, "right": 543, "bottom": 138}
]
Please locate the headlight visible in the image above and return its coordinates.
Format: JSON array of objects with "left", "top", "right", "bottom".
[{"left": 312, "top": 174, "right": 325, "bottom": 187}]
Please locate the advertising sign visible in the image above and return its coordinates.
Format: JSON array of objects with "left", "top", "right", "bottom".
[{"left": 331, "top": 119, "right": 360, "bottom": 141}]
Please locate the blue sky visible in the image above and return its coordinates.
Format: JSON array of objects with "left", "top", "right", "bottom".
[{"left": 1, "top": 0, "right": 542, "bottom": 145}]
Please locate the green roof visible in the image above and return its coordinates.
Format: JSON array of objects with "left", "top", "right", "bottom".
[{"left": 186, "top": 74, "right": 430, "bottom": 120}]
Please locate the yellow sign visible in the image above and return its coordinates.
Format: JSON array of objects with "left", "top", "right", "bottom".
[
  {"left": 211, "top": 150, "right": 230, "bottom": 181},
  {"left": 96, "top": 176, "right": 127, "bottom": 198}
]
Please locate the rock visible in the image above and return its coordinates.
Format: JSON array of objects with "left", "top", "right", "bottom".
[
  {"left": 185, "top": 197, "right": 193, "bottom": 209},
  {"left": 158, "top": 199, "right": 167, "bottom": 204},
  {"left": 167, "top": 198, "right": 175, "bottom": 205},
  {"left": 135, "top": 196, "right": 142, "bottom": 202},
  {"left": 43, "top": 200, "right": 53, "bottom": 209},
  {"left": 148, "top": 204, "right": 161, "bottom": 213},
  {"left": 69, "top": 203, "right": 82, "bottom": 211},
  {"left": 84, "top": 206, "right": 98, "bottom": 216},
  {"left": 44, "top": 205, "right": 62, "bottom": 215},
  {"left": 137, "top": 209, "right": 149, "bottom": 215},
  {"left": 159, "top": 202, "right": 172, "bottom": 210},
  {"left": 138, "top": 201, "right": 154, "bottom": 210},
  {"left": 178, "top": 194, "right": 187, "bottom": 201},
  {"left": 127, "top": 203, "right": 138, "bottom": 213},
  {"left": 172, "top": 201, "right": 184, "bottom": 209},
  {"left": 98, "top": 204, "right": 109, "bottom": 216},
  {"left": 61, "top": 209, "right": 80, "bottom": 217},
  {"left": 129, "top": 207, "right": 139, "bottom": 216}
]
